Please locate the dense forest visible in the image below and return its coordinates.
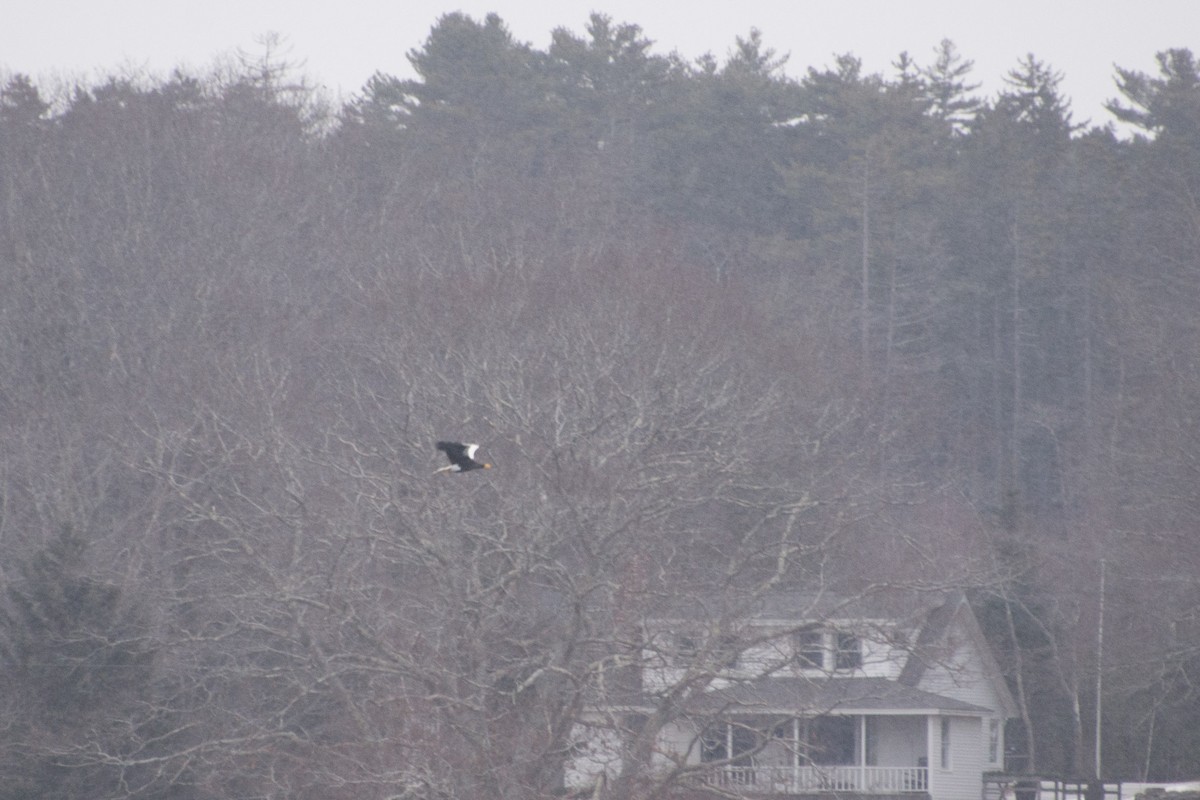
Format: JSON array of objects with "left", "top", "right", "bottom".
[{"left": 1, "top": 12, "right": 1199, "bottom": 799}]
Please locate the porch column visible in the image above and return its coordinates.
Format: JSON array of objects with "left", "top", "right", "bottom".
[
  {"left": 793, "top": 716, "right": 801, "bottom": 792},
  {"left": 859, "top": 716, "right": 866, "bottom": 790},
  {"left": 926, "top": 716, "right": 936, "bottom": 797}
]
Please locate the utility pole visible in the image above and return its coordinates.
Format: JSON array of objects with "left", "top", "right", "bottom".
[{"left": 1094, "top": 558, "right": 1106, "bottom": 779}]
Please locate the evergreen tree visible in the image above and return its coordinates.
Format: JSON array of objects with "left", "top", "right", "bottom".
[
  {"left": 545, "top": 12, "right": 676, "bottom": 149},
  {"left": 0, "top": 525, "right": 156, "bottom": 798},
  {"left": 994, "top": 54, "right": 1081, "bottom": 140},
  {"left": 921, "top": 39, "right": 982, "bottom": 136},
  {"left": 1107, "top": 48, "right": 1200, "bottom": 140},
  {"left": 785, "top": 52, "right": 953, "bottom": 419},
  {"left": 643, "top": 29, "right": 798, "bottom": 240},
  {"left": 1105, "top": 48, "right": 1200, "bottom": 269}
]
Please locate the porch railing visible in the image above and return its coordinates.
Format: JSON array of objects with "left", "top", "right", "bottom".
[{"left": 708, "top": 765, "right": 928, "bottom": 794}]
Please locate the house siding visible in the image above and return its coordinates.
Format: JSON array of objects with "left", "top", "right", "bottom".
[
  {"left": 927, "top": 716, "right": 984, "bottom": 800},
  {"left": 872, "top": 716, "right": 926, "bottom": 767},
  {"left": 911, "top": 604, "right": 1012, "bottom": 780},
  {"left": 916, "top": 619, "right": 1006, "bottom": 716},
  {"left": 565, "top": 717, "right": 703, "bottom": 789},
  {"left": 658, "top": 719, "right": 699, "bottom": 767},
  {"left": 862, "top": 636, "right": 907, "bottom": 680},
  {"left": 565, "top": 716, "right": 621, "bottom": 791}
]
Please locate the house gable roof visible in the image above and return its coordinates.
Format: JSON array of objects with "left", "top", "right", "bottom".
[
  {"left": 899, "top": 590, "right": 1018, "bottom": 718},
  {"left": 633, "top": 588, "right": 1017, "bottom": 719}
]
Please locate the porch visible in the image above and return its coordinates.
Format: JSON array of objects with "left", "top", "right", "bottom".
[
  {"left": 698, "top": 714, "right": 929, "bottom": 796},
  {"left": 708, "top": 764, "right": 929, "bottom": 794}
]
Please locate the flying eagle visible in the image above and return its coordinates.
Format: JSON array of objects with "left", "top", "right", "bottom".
[{"left": 435, "top": 441, "right": 492, "bottom": 474}]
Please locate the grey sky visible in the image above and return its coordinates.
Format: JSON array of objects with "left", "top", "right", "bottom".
[{"left": 3, "top": 0, "right": 1196, "bottom": 127}]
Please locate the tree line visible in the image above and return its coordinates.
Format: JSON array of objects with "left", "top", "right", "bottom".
[{"left": 1, "top": 12, "right": 1199, "bottom": 798}]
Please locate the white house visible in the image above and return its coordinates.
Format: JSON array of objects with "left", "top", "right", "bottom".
[{"left": 567, "top": 590, "right": 1016, "bottom": 800}]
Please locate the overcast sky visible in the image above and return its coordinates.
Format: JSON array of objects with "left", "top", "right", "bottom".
[{"left": 3, "top": 0, "right": 1196, "bottom": 128}]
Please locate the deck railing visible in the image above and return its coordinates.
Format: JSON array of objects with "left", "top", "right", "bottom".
[{"left": 708, "top": 764, "right": 928, "bottom": 794}]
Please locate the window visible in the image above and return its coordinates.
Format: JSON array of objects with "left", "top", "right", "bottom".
[
  {"left": 794, "top": 629, "right": 825, "bottom": 669},
  {"left": 810, "top": 717, "right": 856, "bottom": 765},
  {"left": 675, "top": 634, "right": 700, "bottom": 664},
  {"left": 701, "top": 724, "right": 727, "bottom": 762},
  {"left": 834, "top": 633, "right": 862, "bottom": 670},
  {"left": 940, "top": 718, "right": 951, "bottom": 769},
  {"left": 988, "top": 718, "right": 1001, "bottom": 764},
  {"left": 714, "top": 634, "right": 740, "bottom": 669},
  {"left": 701, "top": 722, "right": 758, "bottom": 767},
  {"left": 674, "top": 633, "right": 739, "bottom": 669},
  {"left": 864, "top": 716, "right": 878, "bottom": 766}
]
